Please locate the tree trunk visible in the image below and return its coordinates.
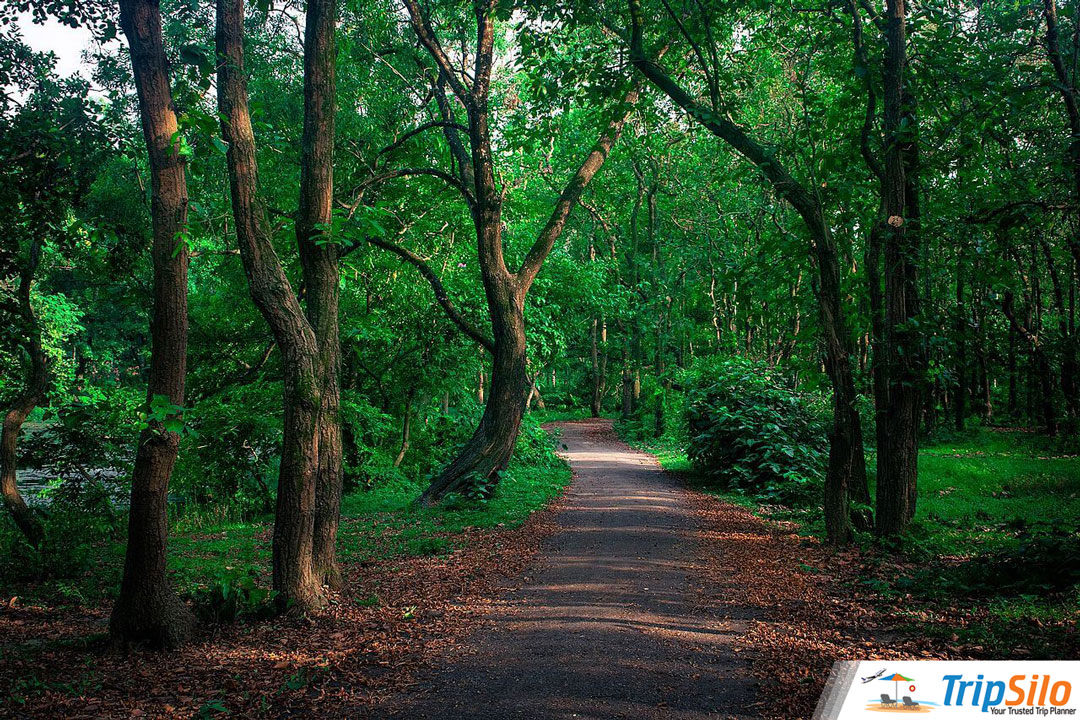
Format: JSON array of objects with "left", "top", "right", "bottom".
[
  {"left": 1, "top": 240, "right": 46, "bottom": 548},
  {"left": 1008, "top": 323, "right": 1018, "bottom": 417},
  {"left": 400, "top": 0, "right": 637, "bottom": 503},
  {"left": 974, "top": 286, "right": 993, "bottom": 421},
  {"left": 627, "top": 6, "right": 867, "bottom": 543},
  {"left": 590, "top": 317, "right": 605, "bottom": 417},
  {"left": 111, "top": 0, "right": 195, "bottom": 647},
  {"left": 216, "top": 0, "right": 325, "bottom": 612},
  {"left": 1002, "top": 291, "right": 1058, "bottom": 435},
  {"left": 866, "top": 222, "right": 889, "bottom": 457},
  {"left": 621, "top": 329, "right": 634, "bottom": 420},
  {"left": 418, "top": 283, "right": 528, "bottom": 506},
  {"left": 1039, "top": 235, "right": 1078, "bottom": 434},
  {"left": 393, "top": 390, "right": 414, "bottom": 467},
  {"left": 298, "top": 0, "right": 343, "bottom": 591},
  {"left": 876, "top": 0, "right": 922, "bottom": 537},
  {"left": 954, "top": 249, "right": 967, "bottom": 431},
  {"left": 817, "top": 230, "right": 868, "bottom": 545}
]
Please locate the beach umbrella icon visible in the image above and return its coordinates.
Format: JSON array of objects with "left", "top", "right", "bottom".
[{"left": 882, "top": 673, "right": 913, "bottom": 700}]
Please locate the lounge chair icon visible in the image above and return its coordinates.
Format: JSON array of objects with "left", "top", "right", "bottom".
[
  {"left": 902, "top": 696, "right": 921, "bottom": 710},
  {"left": 880, "top": 694, "right": 897, "bottom": 707}
]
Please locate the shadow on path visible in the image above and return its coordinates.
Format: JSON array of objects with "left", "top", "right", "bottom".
[{"left": 372, "top": 418, "right": 757, "bottom": 719}]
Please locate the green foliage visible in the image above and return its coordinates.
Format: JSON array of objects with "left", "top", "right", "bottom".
[
  {"left": 0, "top": 415, "right": 571, "bottom": 608},
  {"left": 685, "top": 357, "right": 827, "bottom": 505},
  {"left": 926, "top": 521, "right": 1080, "bottom": 597},
  {"left": 5, "top": 0, "right": 1080, "bottom": 681},
  {"left": 192, "top": 568, "right": 277, "bottom": 623},
  {"left": 174, "top": 383, "right": 282, "bottom": 515}
]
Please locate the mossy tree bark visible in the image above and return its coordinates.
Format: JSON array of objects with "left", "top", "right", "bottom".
[{"left": 216, "top": 0, "right": 340, "bottom": 610}]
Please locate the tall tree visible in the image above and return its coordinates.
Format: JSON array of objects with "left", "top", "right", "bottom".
[
  {"left": 875, "top": 0, "right": 923, "bottom": 536},
  {"left": 298, "top": 0, "right": 344, "bottom": 591},
  {"left": 1, "top": 240, "right": 46, "bottom": 548},
  {"left": 374, "top": 0, "right": 640, "bottom": 504},
  {"left": 1041, "top": 0, "right": 1080, "bottom": 433},
  {"left": 110, "top": 0, "right": 197, "bottom": 647},
  {"left": 215, "top": 0, "right": 341, "bottom": 610},
  {"left": 0, "top": 39, "right": 102, "bottom": 548},
  {"left": 626, "top": 0, "right": 868, "bottom": 544}
]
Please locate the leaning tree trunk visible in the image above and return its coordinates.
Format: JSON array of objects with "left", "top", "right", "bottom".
[
  {"left": 816, "top": 229, "right": 868, "bottom": 546},
  {"left": 1, "top": 240, "right": 46, "bottom": 548},
  {"left": 627, "top": 4, "right": 868, "bottom": 544},
  {"left": 110, "top": 0, "right": 196, "bottom": 648},
  {"left": 418, "top": 284, "right": 529, "bottom": 506}
]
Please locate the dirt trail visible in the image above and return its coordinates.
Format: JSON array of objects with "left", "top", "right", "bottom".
[{"left": 374, "top": 418, "right": 757, "bottom": 719}]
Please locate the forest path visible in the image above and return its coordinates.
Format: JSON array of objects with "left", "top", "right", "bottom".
[{"left": 373, "top": 418, "right": 757, "bottom": 719}]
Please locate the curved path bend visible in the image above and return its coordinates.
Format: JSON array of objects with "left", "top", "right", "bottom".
[{"left": 375, "top": 418, "right": 757, "bottom": 719}]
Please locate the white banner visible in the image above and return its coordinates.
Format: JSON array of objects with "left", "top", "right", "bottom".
[{"left": 815, "top": 661, "right": 1080, "bottom": 718}]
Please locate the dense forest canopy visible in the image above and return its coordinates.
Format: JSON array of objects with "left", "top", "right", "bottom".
[{"left": 2, "top": 0, "right": 1079, "bottom": 653}]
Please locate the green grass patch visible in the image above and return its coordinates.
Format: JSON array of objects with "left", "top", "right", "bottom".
[
  {"left": 0, "top": 439, "right": 571, "bottom": 612},
  {"left": 337, "top": 460, "right": 570, "bottom": 564},
  {"left": 908, "top": 440, "right": 1080, "bottom": 557},
  {"left": 528, "top": 407, "right": 595, "bottom": 424}
]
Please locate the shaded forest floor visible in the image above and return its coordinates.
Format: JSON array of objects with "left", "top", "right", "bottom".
[
  {"left": 0, "top": 453, "right": 573, "bottom": 718},
  {"left": 2, "top": 422, "right": 1077, "bottom": 719}
]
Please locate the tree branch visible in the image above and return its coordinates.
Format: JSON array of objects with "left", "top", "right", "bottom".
[
  {"left": 516, "top": 84, "right": 641, "bottom": 292},
  {"left": 378, "top": 120, "right": 470, "bottom": 157},
  {"left": 850, "top": 0, "right": 883, "bottom": 181},
  {"left": 400, "top": 0, "right": 471, "bottom": 102},
  {"left": 434, "top": 71, "right": 475, "bottom": 192},
  {"left": 365, "top": 234, "right": 494, "bottom": 354},
  {"left": 627, "top": 0, "right": 824, "bottom": 240},
  {"left": 350, "top": 167, "right": 475, "bottom": 209}
]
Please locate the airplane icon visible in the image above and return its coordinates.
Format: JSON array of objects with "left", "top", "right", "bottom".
[{"left": 861, "top": 668, "right": 887, "bottom": 684}]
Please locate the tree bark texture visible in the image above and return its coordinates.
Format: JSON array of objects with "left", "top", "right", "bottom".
[
  {"left": 111, "top": 0, "right": 196, "bottom": 647},
  {"left": 216, "top": 0, "right": 326, "bottom": 611}
]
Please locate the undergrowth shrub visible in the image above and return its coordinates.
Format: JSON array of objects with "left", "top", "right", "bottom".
[
  {"left": 614, "top": 372, "right": 687, "bottom": 451},
  {"left": 191, "top": 568, "right": 277, "bottom": 622},
  {"left": 904, "top": 520, "right": 1080, "bottom": 597},
  {"left": 513, "top": 413, "right": 563, "bottom": 468},
  {"left": 175, "top": 383, "right": 281, "bottom": 516},
  {"left": 685, "top": 357, "right": 827, "bottom": 505}
]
